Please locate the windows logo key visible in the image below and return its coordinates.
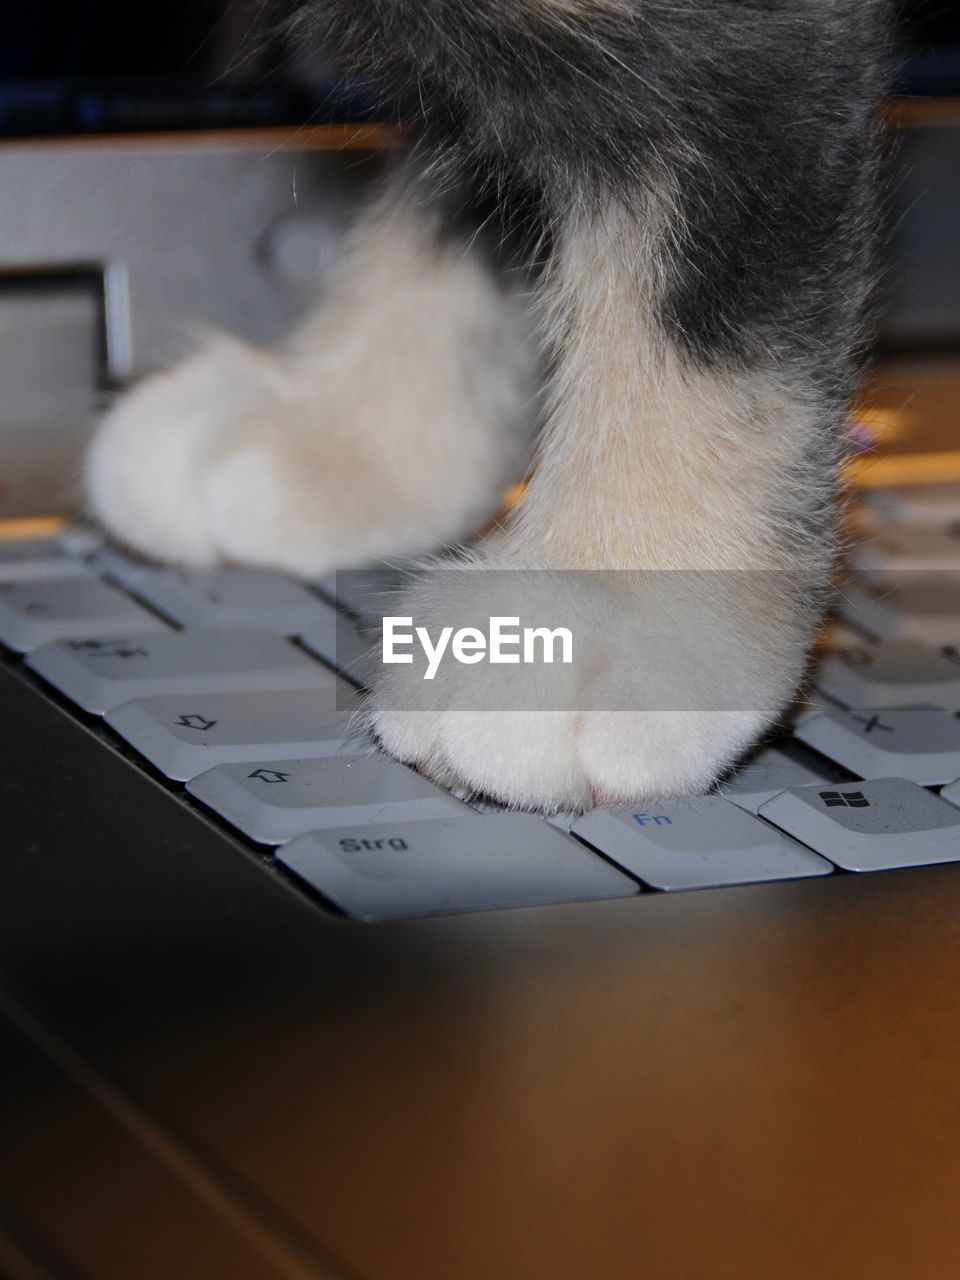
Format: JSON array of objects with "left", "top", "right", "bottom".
[{"left": 819, "top": 790, "right": 871, "bottom": 809}]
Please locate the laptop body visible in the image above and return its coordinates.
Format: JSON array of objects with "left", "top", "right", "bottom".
[{"left": 6, "top": 627, "right": 960, "bottom": 1280}]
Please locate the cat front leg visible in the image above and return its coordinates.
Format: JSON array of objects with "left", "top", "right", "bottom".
[
  {"left": 334, "top": 0, "right": 889, "bottom": 807},
  {"left": 85, "top": 166, "right": 539, "bottom": 574},
  {"left": 368, "top": 197, "right": 839, "bottom": 809}
]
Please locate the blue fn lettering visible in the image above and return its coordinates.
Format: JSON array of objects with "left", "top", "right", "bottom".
[{"left": 633, "top": 812, "right": 672, "bottom": 827}]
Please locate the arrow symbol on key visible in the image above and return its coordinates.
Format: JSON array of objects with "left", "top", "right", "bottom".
[
  {"left": 248, "top": 768, "right": 290, "bottom": 784},
  {"left": 176, "top": 714, "right": 217, "bottom": 732}
]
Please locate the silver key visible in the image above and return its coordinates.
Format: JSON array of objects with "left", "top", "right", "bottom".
[
  {"left": 572, "top": 796, "right": 831, "bottom": 891},
  {"left": 56, "top": 524, "right": 103, "bottom": 556},
  {"left": 784, "top": 690, "right": 840, "bottom": 726},
  {"left": 760, "top": 777, "right": 960, "bottom": 872},
  {"left": 299, "top": 611, "right": 375, "bottom": 684},
  {"left": 106, "top": 683, "right": 369, "bottom": 781},
  {"left": 859, "top": 486, "right": 960, "bottom": 529},
  {"left": 935, "top": 777, "right": 960, "bottom": 810},
  {"left": 0, "top": 538, "right": 93, "bottom": 582},
  {"left": 277, "top": 814, "right": 637, "bottom": 921},
  {"left": 838, "top": 576, "right": 960, "bottom": 644},
  {"left": 850, "top": 526, "right": 960, "bottom": 574},
  {"left": 470, "top": 797, "right": 578, "bottom": 832},
  {"left": 94, "top": 545, "right": 158, "bottom": 586},
  {"left": 107, "top": 564, "right": 331, "bottom": 634},
  {"left": 814, "top": 641, "right": 960, "bottom": 710},
  {"left": 187, "top": 754, "right": 469, "bottom": 844},
  {"left": 0, "top": 577, "right": 166, "bottom": 653},
  {"left": 27, "top": 627, "right": 330, "bottom": 713},
  {"left": 796, "top": 707, "right": 960, "bottom": 785},
  {"left": 313, "top": 567, "right": 409, "bottom": 622},
  {"left": 718, "top": 747, "right": 836, "bottom": 814}
]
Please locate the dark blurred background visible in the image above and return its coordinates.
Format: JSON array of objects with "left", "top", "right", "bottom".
[
  {"left": 0, "top": 0, "right": 358, "bottom": 136},
  {"left": 899, "top": 0, "right": 960, "bottom": 93},
  {"left": 0, "top": 0, "right": 958, "bottom": 136}
]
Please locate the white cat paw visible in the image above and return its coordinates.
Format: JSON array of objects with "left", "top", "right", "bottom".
[
  {"left": 85, "top": 339, "right": 288, "bottom": 566},
  {"left": 83, "top": 337, "right": 515, "bottom": 574},
  {"left": 85, "top": 305, "right": 534, "bottom": 575},
  {"left": 85, "top": 184, "right": 538, "bottom": 575},
  {"left": 366, "top": 560, "right": 805, "bottom": 811}
]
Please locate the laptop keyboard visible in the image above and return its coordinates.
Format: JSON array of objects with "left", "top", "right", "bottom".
[{"left": 6, "top": 490, "right": 960, "bottom": 922}]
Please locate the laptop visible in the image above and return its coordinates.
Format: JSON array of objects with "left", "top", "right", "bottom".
[
  {"left": 5, "top": 16, "right": 960, "bottom": 1280},
  {"left": 9, "top": 479, "right": 960, "bottom": 1280}
]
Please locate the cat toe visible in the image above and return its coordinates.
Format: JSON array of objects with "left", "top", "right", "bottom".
[{"left": 365, "top": 561, "right": 799, "bottom": 811}]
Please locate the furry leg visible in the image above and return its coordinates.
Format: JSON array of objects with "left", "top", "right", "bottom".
[
  {"left": 312, "top": 0, "right": 889, "bottom": 807},
  {"left": 85, "top": 166, "right": 539, "bottom": 573},
  {"left": 371, "top": 196, "right": 838, "bottom": 808}
]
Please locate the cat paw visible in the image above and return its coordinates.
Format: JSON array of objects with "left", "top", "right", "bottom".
[
  {"left": 85, "top": 310, "right": 533, "bottom": 576},
  {"left": 85, "top": 182, "right": 538, "bottom": 575},
  {"left": 85, "top": 339, "right": 399, "bottom": 573},
  {"left": 85, "top": 338, "right": 289, "bottom": 567},
  {"left": 366, "top": 559, "right": 806, "bottom": 811}
]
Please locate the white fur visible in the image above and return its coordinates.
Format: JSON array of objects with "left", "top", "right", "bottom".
[
  {"left": 86, "top": 181, "right": 538, "bottom": 574},
  {"left": 368, "top": 557, "right": 790, "bottom": 810},
  {"left": 87, "top": 186, "right": 822, "bottom": 811},
  {"left": 365, "top": 197, "right": 826, "bottom": 809},
  {"left": 86, "top": 337, "right": 288, "bottom": 566}
]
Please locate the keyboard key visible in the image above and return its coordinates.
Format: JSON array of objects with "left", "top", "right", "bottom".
[
  {"left": 717, "top": 747, "right": 838, "bottom": 814},
  {"left": 106, "top": 683, "right": 368, "bottom": 781},
  {"left": 0, "top": 577, "right": 167, "bottom": 653},
  {"left": 0, "top": 538, "right": 93, "bottom": 582},
  {"left": 784, "top": 690, "right": 840, "bottom": 726},
  {"left": 814, "top": 641, "right": 960, "bottom": 710},
  {"left": 277, "top": 814, "right": 637, "bottom": 921},
  {"left": 299, "top": 611, "right": 374, "bottom": 685},
  {"left": 186, "top": 754, "right": 469, "bottom": 844},
  {"left": 471, "top": 798, "right": 578, "bottom": 832},
  {"left": 313, "top": 567, "right": 409, "bottom": 622},
  {"left": 56, "top": 524, "right": 104, "bottom": 556},
  {"left": 572, "top": 797, "right": 831, "bottom": 891},
  {"left": 859, "top": 486, "right": 960, "bottom": 528},
  {"left": 936, "top": 777, "right": 960, "bottom": 810},
  {"left": 759, "top": 778, "right": 960, "bottom": 872},
  {"left": 850, "top": 526, "right": 960, "bottom": 574},
  {"left": 796, "top": 707, "right": 960, "bottom": 785},
  {"left": 27, "top": 627, "right": 330, "bottom": 713},
  {"left": 107, "top": 565, "right": 332, "bottom": 634},
  {"left": 838, "top": 575, "right": 960, "bottom": 644},
  {"left": 93, "top": 545, "right": 158, "bottom": 586}
]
